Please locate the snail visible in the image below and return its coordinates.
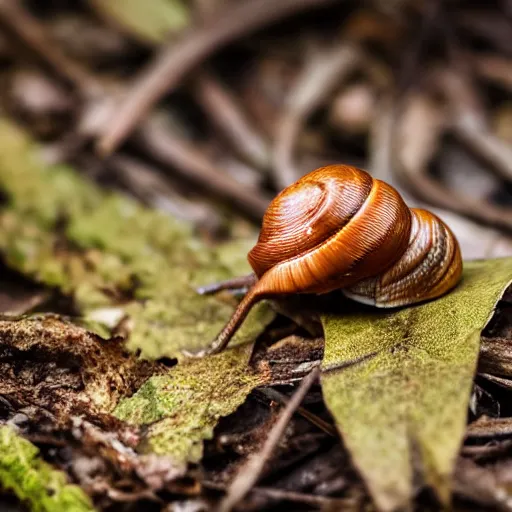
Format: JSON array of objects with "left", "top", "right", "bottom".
[{"left": 191, "top": 164, "right": 463, "bottom": 357}]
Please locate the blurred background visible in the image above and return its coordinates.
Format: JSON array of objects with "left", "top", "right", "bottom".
[{"left": 0, "top": 0, "right": 511, "bottom": 259}]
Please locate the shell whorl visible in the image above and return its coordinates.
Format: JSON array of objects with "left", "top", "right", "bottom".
[
  {"left": 344, "top": 208, "right": 463, "bottom": 307},
  {"left": 248, "top": 165, "right": 412, "bottom": 295}
]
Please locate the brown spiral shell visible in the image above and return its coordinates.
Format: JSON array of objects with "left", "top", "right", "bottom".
[{"left": 196, "top": 165, "right": 463, "bottom": 356}]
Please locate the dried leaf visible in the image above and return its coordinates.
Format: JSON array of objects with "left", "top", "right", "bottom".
[
  {"left": 0, "top": 426, "right": 95, "bottom": 512},
  {"left": 0, "top": 315, "right": 155, "bottom": 419},
  {"left": 88, "top": 0, "right": 189, "bottom": 45},
  {"left": 320, "top": 259, "right": 512, "bottom": 511}
]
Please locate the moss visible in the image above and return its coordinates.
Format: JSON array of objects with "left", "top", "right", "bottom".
[{"left": 0, "top": 426, "right": 95, "bottom": 512}]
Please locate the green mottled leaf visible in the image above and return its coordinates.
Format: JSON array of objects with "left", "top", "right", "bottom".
[
  {"left": 115, "top": 314, "right": 271, "bottom": 462},
  {"left": 321, "top": 258, "right": 512, "bottom": 511},
  {"left": 88, "top": 0, "right": 189, "bottom": 44},
  {"left": 0, "top": 426, "right": 95, "bottom": 512}
]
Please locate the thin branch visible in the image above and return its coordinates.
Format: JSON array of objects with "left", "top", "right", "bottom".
[
  {"left": 247, "top": 486, "right": 355, "bottom": 508},
  {"left": 393, "top": 92, "right": 512, "bottom": 232},
  {"left": 107, "top": 154, "right": 224, "bottom": 229},
  {"left": 135, "top": 116, "right": 270, "bottom": 219},
  {"left": 97, "top": 0, "right": 342, "bottom": 156},
  {"left": 257, "top": 387, "right": 338, "bottom": 437},
  {"left": 471, "top": 53, "right": 512, "bottom": 91},
  {"left": 194, "top": 71, "right": 270, "bottom": 171},
  {"left": 466, "top": 418, "right": 512, "bottom": 438},
  {"left": 204, "top": 480, "right": 356, "bottom": 509},
  {"left": 0, "top": 0, "right": 100, "bottom": 94},
  {"left": 217, "top": 367, "right": 321, "bottom": 512},
  {"left": 432, "top": 68, "right": 512, "bottom": 183},
  {"left": 272, "top": 43, "right": 361, "bottom": 189},
  {"left": 368, "top": 94, "right": 395, "bottom": 183}
]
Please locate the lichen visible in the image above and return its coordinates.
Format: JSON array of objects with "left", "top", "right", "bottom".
[{"left": 115, "top": 332, "right": 270, "bottom": 462}]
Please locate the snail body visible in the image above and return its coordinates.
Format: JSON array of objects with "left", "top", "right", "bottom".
[{"left": 194, "top": 165, "right": 462, "bottom": 357}]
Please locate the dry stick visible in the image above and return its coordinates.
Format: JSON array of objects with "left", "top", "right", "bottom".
[
  {"left": 97, "top": 0, "right": 342, "bottom": 156},
  {"left": 0, "top": 1, "right": 270, "bottom": 220},
  {"left": 135, "top": 116, "right": 270, "bottom": 219},
  {"left": 465, "top": 418, "right": 512, "bottom": 438},
  {"left": 0, "top": 0, "right": 99, "bottom": 94},
  {"left": 454, "top": 122, "right": 512, "bottom": 182},
  {"left": 204, "top": 480, "right": 355, "bottom": 509},
  {"left": 393, "top": 92, "right": 512, "bottom": 232},
  {"left": 398, "top": 159, "right": 512, "bottom": 231},
  {"left": 433, "top": 69, "right": 512, "bottom": 183},
  {"left": 368, "top": 95, "right": 396, "bottom": 184},
  {"left": 272, "top": 43, "right": 361, "bottom": 189},
  {"left": 107, "top": 154, "right": 224, "bottom": 227},
  {"left": 244, "top": 486, "right": 354, "bottom": 508},
  {"left": 461, "top": 440, "right": 512, "bottom": 459},
  {"left": 479, "top": 373, "right": 512, "bottom": 390},
  {"left": 471, "top": 53, "right": 512, "bottom": 91},
  {"left": 217, "top": 366, "right": 321, "bottom": 512},
  {"left": 194, "top": 71, "right": 270, "bottom": 172},
  {"left": 258, "top": 387, "right": 338, "bottom": 437},
  {"left": 125, "top": 22, "right": 271, "bottom": 179}
]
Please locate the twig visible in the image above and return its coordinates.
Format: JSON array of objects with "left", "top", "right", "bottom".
[
  {"left": 0, "top": 0, "right": 100, "bottom": 94},
  {"left": 466, "top": 418, "right": 512, "bottom": 438},
  {"left": 194, "top": 71, "right": 270, "bottom": 171},
  {"left": 432, "top": 69, "right": 512, "bottom": 183},
  {"left": 257, "top": 387, "right": 337, "bottom": 437},
  {"left": 216, "top": 367, "right": 321, "bottom": 512},
  {"left": 272, "top": 42, "right": 361, "bottom": 189},
  {"left": 461, "top": 440, "right": 512, "bottom": 460},
  {"left": 0, "top": 1, "right": 270, "bottom": 219},
  {"left": 204, "top": 480, "right": 356, "bottom": 509},
  {"left": 471, "top": 53, "right": 512, "bottom": 91},
  {"left": 97, "top": 0, "right": 342, "bottom": 156},
  {"left": 107, "top": 154, "right": 224, "bottom": 229},
  {"left": 368, "top": 94, "right": 395, "bottom": 183},
  {"left": 247, "top": 486, "right": 355, "bottom": 508},
  {"left": 479, "top": 373, "right": 512, "bottom": 390},
  {"left": 393, "top": 92, "right": 512, "bottom": 231},
  {"left": 135, "top": 116, "right": 270, "bottom": 219},
  {"left": 453, "top": 121, "right": 512, "bottom": 183}
]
